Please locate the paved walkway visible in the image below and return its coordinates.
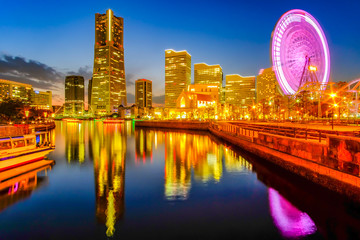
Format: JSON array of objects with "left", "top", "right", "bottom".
[{"left": 231, "top": 121, "right": 360, "bottom": 132}]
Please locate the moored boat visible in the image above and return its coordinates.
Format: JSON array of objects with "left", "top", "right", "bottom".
[{"left": 0, "top": 132, "right": 54, "bottom": 172}]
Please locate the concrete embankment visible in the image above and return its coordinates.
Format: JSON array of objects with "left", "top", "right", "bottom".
[{"left": 136, "top": 120, "right": 360, "bottom": 201}]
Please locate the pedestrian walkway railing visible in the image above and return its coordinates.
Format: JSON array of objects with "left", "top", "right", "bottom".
[{"left": 209, "top": 121, "right": 332, "bottom": 143}]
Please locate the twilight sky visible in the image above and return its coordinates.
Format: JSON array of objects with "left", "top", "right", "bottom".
[{"left": 0, "top": 0, "right": 359, "bottom": 106}]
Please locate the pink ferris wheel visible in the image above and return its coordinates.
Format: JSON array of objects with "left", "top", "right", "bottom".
[{"left": 271, "top": 9, "right": 330, "bottom": 95}]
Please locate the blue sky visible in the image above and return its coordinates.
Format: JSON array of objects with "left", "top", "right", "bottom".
[{"left": 0, "top": 0, "right": 359, "bottom": 105}]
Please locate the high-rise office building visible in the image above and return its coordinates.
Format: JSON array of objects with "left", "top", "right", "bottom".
[
  {"left": 31, "top": 90, "right": 52, "bottom": 110},
  {"left": 194, "top": 63, "right": 223, "bottom": 87},
  {"left": 256, "top": 67, "right": 282, "bottom": 103},
  {"left": 135, "top": 79, "right": 152, "bottom": 108},
  {"left": 0, "top": 79, "right": 32, "bottom": 102},
  {"left": 88, "top": 78, "right": 92, "bottom": 110},
  {"left": 65, "top": 75, "right": 85, "bottom": 116},
  {"left": 92, "top": 9, "right": 126, "bottom": 115},
  {"left": 225, "top": 74, "right": 256, "bottom": 107},
  {"left": 165, "top": 49, "right": 191, "bottom": 108}
]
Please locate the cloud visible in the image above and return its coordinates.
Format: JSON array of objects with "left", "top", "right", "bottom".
[
  {"left": 126, "top": 73, "right": 135, "bottom": 86},
  {"left": 127, "top": 93, "right": 135, "bottom": 104},
  {"left": 0, "top": 54, "right": 63, "bottom": 90},
  {"left": 67, "top": 65, "right": 92, "bottom": 80}
]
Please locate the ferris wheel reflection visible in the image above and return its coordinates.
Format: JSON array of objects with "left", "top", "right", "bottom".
[{"left": 268, "top": 188, "right": 317, "bottom": 238}]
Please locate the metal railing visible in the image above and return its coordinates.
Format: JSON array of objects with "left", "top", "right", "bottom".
[{"left": 210, "top": 121, "right": 331, "bottom": 143}]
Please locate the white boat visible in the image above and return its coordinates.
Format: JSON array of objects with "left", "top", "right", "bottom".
[{"left": 0, "top": 133, "right": 54, "bottom": 172}]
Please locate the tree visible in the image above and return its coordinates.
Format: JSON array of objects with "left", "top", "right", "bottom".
[{"left": 0, "top": 98, "right": 27, "bottom": 123}]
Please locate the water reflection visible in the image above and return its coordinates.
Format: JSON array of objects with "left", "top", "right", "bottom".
[
  {"left": 269, "top": 188, "right": 317, "bottom": 238},
  {"left": 64, "top": 122, "right": 85, "bottom": 163},
  {"left": 163, "top": 132, "right": 254, "bottom": 201},
  {"left": 0, "top": 160, "right": 54, "bottom": 212},
  {"left": 135, "top": 129, "right": 154, "bottom": 164},
  {"left": 89, "top": 122, "right": 126, "bottom": 237}
]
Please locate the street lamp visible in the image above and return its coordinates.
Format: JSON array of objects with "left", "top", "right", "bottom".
[{"left": 24, "top": 110, "right": 29, "bottom": 124}]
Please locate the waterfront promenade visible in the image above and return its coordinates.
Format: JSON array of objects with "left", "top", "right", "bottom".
[{"left": 136, "top": 120, "right": 360, "bottom": 201}]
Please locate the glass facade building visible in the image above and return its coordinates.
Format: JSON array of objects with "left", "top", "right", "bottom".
[
  {"left": 194, "top": 63, "right": 223, "bottom": 87},
  {"left": 31, "top": 90, "right": 52, "bottom": 110},
  {"left": 225, "top": 74, "right": 256, "bottom": 107},
  {"left": 165, "top": 49, "right": 191, "bottom": 108},
  {"left": 0, "top": 79, "right": 32, "bottom": 103},
  {"left": 65, "top": 75, "right": 85, "bottom": 115},
  {"left": 92, "top": 9, "right": 126, "bottom": 115},
  {"left": 135, "top": 79, "right": 152, "bottom": 108},
  {"left": 256, "top": 67, "right": 282, "bottom": 103},
  {"left": 88, "top": 78, "right": 92, "bottom": 110}
]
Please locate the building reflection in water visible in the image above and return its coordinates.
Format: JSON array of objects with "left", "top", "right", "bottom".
[
  {"left": 64, "top": 122, "right": 85, "bottom": 164},
  {"left": 268, "top": 188, "right": 317, "bottom": 238},
  {"left": 163, "top": 131, "right": 253, "bottom": 200},
  {"left": 89, "top": 122, "right": 126, "bottom": 237},
  {"left": 0, "top": 161, "right": 54, "bottom": 212},
  {"left": 135, "top": 129, "right": 153, "bottom": 164}
]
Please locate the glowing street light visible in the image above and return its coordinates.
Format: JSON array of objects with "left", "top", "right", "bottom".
[
  {"left": 330, "top": 93, "right": 336, "bottom": 98},
  {"left": 25, "top": 110, "right": 29, "bottom": 124},
  {"left": 309, "top": 65, "right": 317, "bottom": 71}
]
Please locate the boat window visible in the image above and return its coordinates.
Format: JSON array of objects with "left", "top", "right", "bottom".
[
  {"left": 0, "top": 141, "right": 12, "bottom": 150},
  {"left": 13, "top": 140, "right": 25, "bottom": 148},
  {"left": 26, "top": 138, "right": 35, "bottom": 146}
]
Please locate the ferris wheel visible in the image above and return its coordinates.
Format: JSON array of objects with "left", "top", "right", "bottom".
[{"left": 271, "top": 9, "right": 330, "bottom": 95}]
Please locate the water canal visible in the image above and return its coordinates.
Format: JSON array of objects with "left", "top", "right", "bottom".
[{"left": 1, "top": 120, "right": 360, "bottom": 239}]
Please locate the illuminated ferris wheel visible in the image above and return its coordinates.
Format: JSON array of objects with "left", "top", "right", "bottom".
[{"left": 271, "top": 9, "right": 330, "bottom": 95}]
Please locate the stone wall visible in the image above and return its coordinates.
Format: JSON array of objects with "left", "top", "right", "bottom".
[
  {"left": 255, "top": 133, "right": 327, "bottom": 164},
  {"left": 327, "top": 135, "right": 360, "bottom": 176}
]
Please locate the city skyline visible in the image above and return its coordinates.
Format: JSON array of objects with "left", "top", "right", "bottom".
[{"left": 0, "top": 0, "right": 359, "bottom": 106}]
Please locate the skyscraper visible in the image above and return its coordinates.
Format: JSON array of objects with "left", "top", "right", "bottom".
[
  {"left": 194, "top": 63, "right": 223, "bottom": 87},
  {"left": 65, "top": 75, "right": 85, "bottom": 116},
  {"left": 225, "top": 74, "right": 255, "bottom": 107},
  {"left": 92, "top": 9, "right": 126, "bottom": 115},
  {"left": 88, "top": 78, "right": 92, "bottom": 110},
  {"left": 256, "top": 67, "right": 282, "bottom": 103},
  {"left": 135, "top": 79, "right": 152, "bottom": 108},
  {"left": 165, "top": 49, "right": 191, "bottom": 108}
]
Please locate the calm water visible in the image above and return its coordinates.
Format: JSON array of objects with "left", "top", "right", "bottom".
[{"left": 1, "top": 120, "right": 360, "bottom": 239}]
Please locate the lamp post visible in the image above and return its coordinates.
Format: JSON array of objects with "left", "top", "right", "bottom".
[
  {"left": 43, "top": 111, "right": 48, "bottom": 123},
  {"left": 24, "top": 110, "right": 29, "bottom": 124}
]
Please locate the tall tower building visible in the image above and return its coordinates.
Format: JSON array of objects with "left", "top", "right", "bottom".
[
  {"left": 194, "top": 63, "right": 223, "bottom": 87},
  {"left": 92, "top": 9, "right": 126, "bottom": 115},
  {"left": 135, "top": 79, "right": 152, "bottom": 108},
  {"left": 256, "top": 67, "right": 282, "bottom": 103},
  {"left": 88, "top": 78, "right": 92, "bottom": 110},
  {"left": 65, "top": 76, "right": 85, "bottom": 116},
  {"left": 225, "top": 74, "right": 255, "bottom": 107},
  {"left": 165, "top": 49, "right": 191, "bottom": 108}
]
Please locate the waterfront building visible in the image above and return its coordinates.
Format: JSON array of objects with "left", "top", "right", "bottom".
[
  {"left": 225, "top": 74, "right": 255, "bottom": 107},
  {"left": 135, "top": 79, "right": 152, "bottom": 108},
  {"left": 194, "top": 63, "right": 223, "bottom": 87},
  {"left": 220, "top": 86, "right": 226, "bottom": 104},
  {"left": 0, "top": 79, "right": 32, "bottom": 102},
  {"left": 65, "top": 76, "right": 85, "bottom": 116},
  {"left": 92, "top": 9, "right": 126, "bottom": 115},
  {"left": 31, "top": 90, "right": 52, "bottom": 110},
  {"left": 256, "top": 67, "right": 282, "bottom": 103},
  {"left": 165, "top": 49, "right": 191, "bottom": 108},
  {"left": 88, "top": 78, "right": 92, "bottom": 110},
  {"left": 187, "top": 84, "right": 220, "bottom": 102}
]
